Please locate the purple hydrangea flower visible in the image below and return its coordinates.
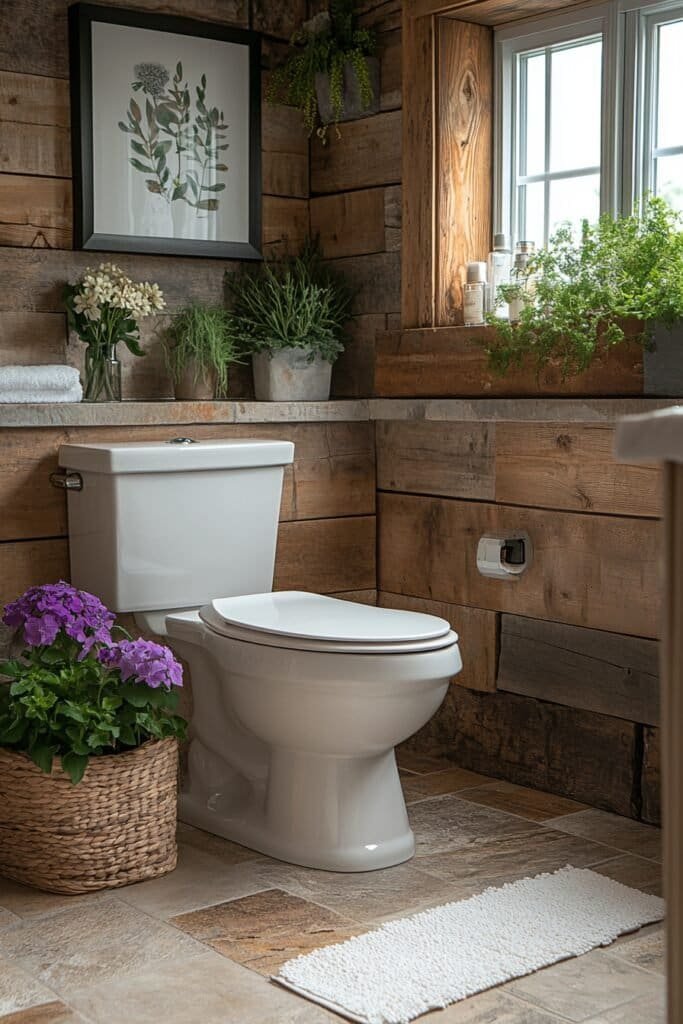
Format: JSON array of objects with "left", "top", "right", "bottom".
[
  {"left": 3, "top": 582, "right": 115, "bottom": 657},
  {"left": 98, "top": 638, "right": 183, "bottom": 689}
]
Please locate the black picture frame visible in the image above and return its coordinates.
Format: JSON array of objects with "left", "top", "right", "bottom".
[{"left": 68, "top": 3, "right": 262, "bottom": 260}]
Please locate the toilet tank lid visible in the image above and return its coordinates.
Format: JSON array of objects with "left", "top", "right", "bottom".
[{"left": 58, "top": 438, "right": 295, "bottom": 474}]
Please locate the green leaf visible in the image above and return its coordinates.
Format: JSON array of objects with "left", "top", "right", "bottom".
[
  {"left": 10, "top": 679, "right": 34, "bottom": 696},
  {"left": 120, "top": 683, "right": 152, "bottom": 708},
  {"left": 29, "top": 744, "right": 54, "bottom": 774},
  {"left": 195, "top": 198, "right": 220, "bottom": 211},
  {"left": 176, "top": 61, "right": 183, "bottom": 79},
  {"left": 0, "top": 716, "right": 27, "bottom": 744},
  {"left": 171, "top": 181, "right": 188, "bottom": 201},
  {"left": 129, "top": 157, "right": 154, "bottom": 174},
  {"left": 121, "top": 334, "right": 146, "bottom": 358},
  {"left": 204, "top": 182, "right": 225, "bottom": 192},
  {"left": 0, "top": 660, "right": 22, "bottom": 679},
  {"left": 61, "top": 751, "right": 88, "bottom": 785},
  {"left": 154, "top": 140, "right": 173, "bottom": 158},
  {"left": 118, "top": 121, "right": 131, "bottom": 133},
  {"left": 129, "top": 98, "right": 142, "bottom": 122},
  {"left": 214, "top": 163, "right": 228, "bottom": 172},
  {"left": 119, "top": 724, "right": 137, "bottom": 746},
  {"left": 130, "top": 139, "right": 148, "bottom": 157}
]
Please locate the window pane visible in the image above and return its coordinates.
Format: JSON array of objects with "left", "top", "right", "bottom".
[
  {"left": 655, "top": 153, "right": 683, "bottom": 212},
  {"left": 519, "top": 180, "right": 545, "bottom": 248},
  {"left": 550, "top": 39, "right": 602, "bottom": 172},
  {"left": 656, "top": 20, "right": 683, "bottom": 150},
  {"left": 548, "top": 174, "right": 601, "bottom": 238},
  {"left": 521, "top": 52, "right": 545, "bottom": 176}
]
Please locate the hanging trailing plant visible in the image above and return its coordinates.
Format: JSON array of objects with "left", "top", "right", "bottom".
[{"left": 266, "top": 0, "right": 376, "bottom": 140}]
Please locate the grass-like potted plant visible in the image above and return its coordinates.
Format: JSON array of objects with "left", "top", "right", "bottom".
[
  {"left": 267, "top": 0, "right": 378, "bottom": 140},
  {"left": 226, "top": 245, "right": 353, "bottom": 401},
  {"left": 161, "top": 303, "right": 241, "bottom": 400},
  {"left": 0, "top": 582, "right": 186, "bottom": 893},
  {"left": 485, "top": 196, "right": 683, "bottom": 388}
]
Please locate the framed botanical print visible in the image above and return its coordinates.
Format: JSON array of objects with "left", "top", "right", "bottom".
[{"left": 68, "top": 4, "right": 261, "bottom": 259}]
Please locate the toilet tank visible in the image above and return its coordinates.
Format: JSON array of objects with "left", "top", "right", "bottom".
[{"left": 58, "top": 437, "right": 295, "bottom": 612}]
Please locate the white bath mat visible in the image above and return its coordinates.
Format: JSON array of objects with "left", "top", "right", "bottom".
[{"left": 274, "top": 866, "right": 664, "bottom": 1024}]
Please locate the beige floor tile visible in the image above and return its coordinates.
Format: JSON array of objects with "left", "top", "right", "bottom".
[
  {"left": 418, "top": 829, "right": 617, "bottom": 895},
  {"left": 583, "top": 988, "right": 666, "bottom": 1022},
  {"left": 176, "top": 823, "right": 264, "bottom": 864},
  {"left": 507, "top": 950, "right": 661, "bottom": 1022},
  {"left": 397, "top": 752, "right": 456, "bottom": 774},
  {"left": 172, "top": 888, "right": 360, "bottom": 975},
  {"left": 591, "top": 855, "right": 662, "bottom": 894},
  {"left": 421, "top": 989, "right": 568, "bottom": 1021},
  {"left": 402, "top": 768, "right": 492, "bottom": 804},
  {"left": 0, "top": 895, "right": 205, "bottom": 997},
  {"left": 251, "top": 859, "right": 458, "bottom": 924},
  {"left": 0, "top": 958, "right": 60, "bottom": 1017},
  {"left": 0, "top": 878, "right": 104, "bottom": 922},
  {"left": 457, "top": 781, "right": 588, "bottom": 822},
  {"left": 409, "top": 794, "right": 541, "bottom": 857},
  {"left": 547, "top": 809, "right": 662, "bottom": 862},
  {"left": 117, "top": 842, "right": 267, "bottom": 919},
  {"left": 0, "top": 910, "right": 20, "bottom": 931},
  {"left": 609, "top": 926, "right": 666, "bottom": 975},
  {"left": 68, "top": 949, "right": 339, "bottom": 1023},
  {"left": 0, "top": 1003, "right": 86, "bottom": 1023}
]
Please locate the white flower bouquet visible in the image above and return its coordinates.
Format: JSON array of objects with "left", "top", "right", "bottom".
[{"left": 64, "top": 263, "right": 166, "bottom": 402}]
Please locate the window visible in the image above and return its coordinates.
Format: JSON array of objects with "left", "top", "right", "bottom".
[{"left": 495, "top": 0, "right": 683, "bottom": 249}]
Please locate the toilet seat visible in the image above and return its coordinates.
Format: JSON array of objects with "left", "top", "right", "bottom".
[{"left": 199, "top": 591, "right": 458, "bottom": 655}]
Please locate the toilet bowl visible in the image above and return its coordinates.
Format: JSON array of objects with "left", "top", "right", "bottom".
[
  {"left": 56, "top": 437, "right": 462, "bottom": 872},
  {"left": 166, "top": 591, "right": 461, "bottom": 871}
]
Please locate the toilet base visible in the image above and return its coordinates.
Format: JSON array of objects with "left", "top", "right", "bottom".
[{"left": 179, "top": 745, "right": 416, "bottom": 872}]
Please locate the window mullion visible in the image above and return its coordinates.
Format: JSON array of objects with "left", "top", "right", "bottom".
[{"left": 543, "top": 47, "right": 552, "bottom": 245}]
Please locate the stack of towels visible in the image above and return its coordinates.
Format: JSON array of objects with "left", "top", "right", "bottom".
[{"left": 0, "top": 365, "right": 83, "bottom": 403}]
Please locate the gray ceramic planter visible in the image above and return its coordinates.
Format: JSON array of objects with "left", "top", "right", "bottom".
[
  {"left": 173, "top": 360, "right": 216, "bottom": 401},
  {"left": 252, "top": 349, "right": 332, "bottom": 402},
  {"left": 315, "top": 57, "right": 380, "bottom": 125}
]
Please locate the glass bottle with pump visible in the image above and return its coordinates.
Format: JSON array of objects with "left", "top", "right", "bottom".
[
  {"left": 463, "top": 262, "right": 487, "bottom": 326},
  {"left": 486, "top": 233, "right": 512, "bottom": 318}
]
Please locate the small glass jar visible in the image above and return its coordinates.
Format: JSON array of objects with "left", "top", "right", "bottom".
[{"left": 463, "top": 261, "right": 487, "bottom": 326}]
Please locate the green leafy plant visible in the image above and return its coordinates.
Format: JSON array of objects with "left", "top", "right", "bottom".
[
  {"left": 485, "top": 196, "right": 683, "bottom": 377},
  {"left": 225, "top": 244, "right": 353, "bottom": 364},
  {"left": 267, "top": 0, "right": 376, "bottom": 139},
  {"left": 0, "top": 583, "right": 186, "bottom": 784},
  {"left": 119, "top": 61, "right": 229, "bottom": 213},
  {"left": 161, "top": 304, "right": 242, "bottom": 398}
]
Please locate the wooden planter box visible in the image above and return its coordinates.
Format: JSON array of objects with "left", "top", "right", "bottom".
[{"left": 374, "top": 324, "right": 683, "bottom": 398}]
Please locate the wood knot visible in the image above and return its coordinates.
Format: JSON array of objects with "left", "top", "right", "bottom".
[{"left": 556, "top": 433, "right": 572, "bottom": 450}]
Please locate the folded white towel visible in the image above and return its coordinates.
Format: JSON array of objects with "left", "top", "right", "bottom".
[
  {"left": 0, "top": 383, "right": 83, "bottom": 404},
  {"left": 0, "top": 365, "right": 81, "bottom": 393}
]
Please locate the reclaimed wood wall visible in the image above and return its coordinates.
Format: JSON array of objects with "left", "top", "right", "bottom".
[
  {"left": 378, "top": 418, "right": 663, "bottom": 822},
  {"left": 0, "top": 0, "right": 311, "bottom": 398}
]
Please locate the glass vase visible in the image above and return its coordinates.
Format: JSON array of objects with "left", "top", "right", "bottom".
[{"left": 83, "top": 343, "right": 122, "bottom": 402}]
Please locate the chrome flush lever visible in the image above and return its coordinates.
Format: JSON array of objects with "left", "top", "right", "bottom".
[{"left": 49, "top": 471, "right": 83, "bottom": 491}]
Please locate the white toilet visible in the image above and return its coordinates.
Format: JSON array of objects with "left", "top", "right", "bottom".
[{"left": 58, "top": 437, "right": 462, "bottom": 872}]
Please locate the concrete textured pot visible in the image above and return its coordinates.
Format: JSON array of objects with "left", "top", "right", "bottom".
[
  {"left": 315, "top": 57, "right": 380, "bottom": 125},
  {"left": 252, "top": 349, "right": 333, "bottom": 401},
  {"left": 173, "top": 361, "right": 217, "bottom": 401}
]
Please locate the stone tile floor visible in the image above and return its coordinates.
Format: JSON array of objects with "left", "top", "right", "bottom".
[{"left": 0, "top": 756, "right": 665, "bottom": 1024}]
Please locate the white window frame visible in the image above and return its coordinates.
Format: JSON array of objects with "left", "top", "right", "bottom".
[{"left": 494, "top": 0, "right": 683, "bottom": 243}]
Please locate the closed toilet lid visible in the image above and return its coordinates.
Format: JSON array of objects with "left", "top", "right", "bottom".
[{"left": 200, "top": 591, "right": 457, "bottom": 653}]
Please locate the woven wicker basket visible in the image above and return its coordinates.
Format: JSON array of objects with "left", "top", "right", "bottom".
[{"left": 0, "top": 738, "right": 178, "bottom": 894}]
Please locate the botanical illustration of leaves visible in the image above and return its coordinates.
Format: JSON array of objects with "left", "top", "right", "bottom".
[
  {"left": 153, "top": 140, "right": 172, "bottom": 158},
  {"left": 129, "top": 98, "right": 141, "bottom": 122},
  {"left": 129, "top": 157, "right": 154, "bottom": 173},
  {"left": 130, "top": 139, "right": 147, "bottom": 157},
  {"left": 205, "top": 182, "right": 225, "bottom": 192},
  {"left": 214, "top": 163, "right": 228, "bottom": 171},
  {"left": 118, "top": 120, "right": 131, "bottom": 133},
  {"left": 196, "top": 198, "right": 219, "bottom": 211},
  {"left": 146, "top": 179, "right": 163, "bottom": 194},
  {"left": 176, "top": 61, "right": 183, "bottom": 78},
  {"left": 172, "top": 181, "right": 188, "bottom": 201}
]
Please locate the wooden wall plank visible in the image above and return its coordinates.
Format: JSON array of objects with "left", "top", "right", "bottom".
[
  {"left": 311, "top": 110, "right": 401, "bottom": 194},
  {"left": 379, "top": 591, "right": 498, "bottom": 691},
  {"left": 0, "top": 422, "right": 376, "bottom": 542},
  {"left": 642, "top": 726, "right": 661, "bottom": 825},
  {"left": 376, "top": 419, "right": 495, "bottom": 499},
  {"left": 262, "top": 196, "right": 309, "bottom": 256},
  {"left": 0, "top": 120, "right": 70, "bottom": 178},
  {"left": 331, "top": 314, "right": 385, "bottom": 398},
  {"left": 329, "top": 252, "right": 401, "bottom": 315},
  {"left": 495, "top": 423, "right": 662, "bottom": 518},
  {"left": 252, "top": 0, "right": 306, "bottom": 39},
  {"left": 435, "top": 19, "right": 492, "bottom": 325},
  {"left": 0, "top": 311, "right": 66, "bottom": 364},
  {"left": 0, "top": 538, "right": 69, "bottom": 609},
  {"left": 498, "top": 614, "right": 660, "bottom": 726},
  {"left": 261, "top": 102, "right": 309, "bottom": 199},
  {"left": 412, "top": 684, "right": 639, "bottom": 818},
  {"left": 274, "top": 515, "right": 376, "bottom": 593},
  {"left": 0, "top": 174, "right": 71, "bottom": 248},
  {"left": 0, "top": 71, "right": 69, "bottom": 127},
  {"left": 378, "top": 492, "right": 660, "bottom": 637},
  {"left": 374, "top": 327, "right": 645, "bottom": 397},
  {"left": 310, "top": 188, "right": 386, "bottom": 259},
  {"left": 410, "top": 0, "right": 594, "bottom": 23},
  {"left": 401, "top": 11, "right": 434, "bottom": 327},
  {"left": 384, "top": 184, "right": 402, "bottom": 251},
  {"left": 379, "top": 29, "right": 402, "bottom": 111}
]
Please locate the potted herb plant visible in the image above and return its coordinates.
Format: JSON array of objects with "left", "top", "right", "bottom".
[
  {"left": 267, "top": 0, "right": 378, "bottom": 140},
  {"left": 0, "top": 582, "right": 186, "bottom": 894},
  {"left": 161, "top": 303, "right": 241, "bottom": 400},
  {"left": 64, "top": 263, "right": 166, "bottom": 402},
  {"left": 226, "top": 246, "right": 353, "bottom": 401},
  {"left": 486, "top": 196, "right": 683, "bottom": 387}
]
